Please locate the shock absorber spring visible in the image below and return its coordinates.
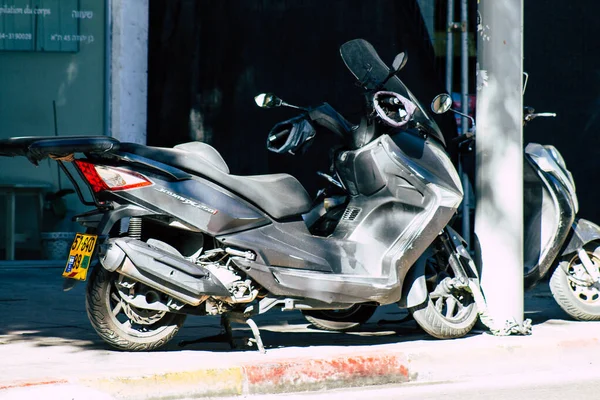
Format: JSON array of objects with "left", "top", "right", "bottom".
[{"left": 128, "top": 217, "right": 143, "bottom": 240}]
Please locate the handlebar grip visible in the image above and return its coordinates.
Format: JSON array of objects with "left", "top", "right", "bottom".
[
  {"left": 380, "top": 97, "right": 400, "bottom": 106},
  {"left": 268, "top": 129, "right": 290, "bottom": 142}
]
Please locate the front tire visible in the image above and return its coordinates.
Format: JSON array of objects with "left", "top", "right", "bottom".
[
  {"left": 85, "top": 267, "right": 187, "bottom": 351},
  {"left": 302, "top": 304, "right": 377, "bottom": 331},
  {"left": 409, "top": 248, "right": 478, "bottom": 339},
  {"left": 550, "top": 242, "right": 600, "bottom": 321}
]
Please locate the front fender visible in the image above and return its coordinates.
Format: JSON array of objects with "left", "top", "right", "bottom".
[
  {"left": 399, "top": 227, "right": 479, "bottom": 309},
  {"left": 561, "top": 218, "right": 600, "bottom": 256},
  {"left": 398, "top": 250, "right": 429, "bottom": 309}
]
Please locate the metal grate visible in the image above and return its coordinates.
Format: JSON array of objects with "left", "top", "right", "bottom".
[{"left": 342, "top": 207, "right": 361, "bottom": 221}]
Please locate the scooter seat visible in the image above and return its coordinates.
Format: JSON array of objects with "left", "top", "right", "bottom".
[{"left": 119, "top": 142, "right": 312, "bottom": 219}]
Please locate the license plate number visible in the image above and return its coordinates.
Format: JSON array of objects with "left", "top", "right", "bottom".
[{"left": 62, "top": 233, "right": 97, "bottom": 281}]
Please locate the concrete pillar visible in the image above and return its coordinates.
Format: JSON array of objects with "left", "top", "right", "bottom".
[
  {"left": 475, "top": 1, "right": 525, "bottom": 328},
  {"left": 459, "top": 0, "right": 471, "bottom": 246},
  {"left": 108, "top": 0, "right": 149, "bottom": 144}
]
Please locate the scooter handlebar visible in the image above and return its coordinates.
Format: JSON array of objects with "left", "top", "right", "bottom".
[{"left": 523, "top": 106, "right": 557, "bottom": 123}]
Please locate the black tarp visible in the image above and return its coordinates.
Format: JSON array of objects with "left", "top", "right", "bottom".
[
  {"left": 523, "top": 0, "right": 600, "bottom": 223},
  {"left": 147, "top": 0, "right": 455, "bottom": 197}
]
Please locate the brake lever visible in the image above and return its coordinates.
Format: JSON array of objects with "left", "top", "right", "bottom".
[
  {"left": 450, "top": 132, "right": 475, "bottom": 153},
  {"left": 524, "top": 112, "right": 556, "bottom": 123},
  {"left": 317, "top": 171, "right": 344, "bottom": 189},
  {"left": 451, "top": 132, "right": 474, "bottom": 145}
]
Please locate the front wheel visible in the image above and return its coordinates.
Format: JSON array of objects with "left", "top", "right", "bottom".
[
  {"left": 549, "top": 243, "right": 600, "bottom": 321},
  {"left": 85, "top": 267, "right": 187, "bottom": 351},
  {"left": 409, "top": 247, "right": 478, "bottom": 339},
  {"left": 302, "top": 304, "right": 377, "bottom": 331}
]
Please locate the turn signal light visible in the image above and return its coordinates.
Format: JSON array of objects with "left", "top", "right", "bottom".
[{"left": 74, "top": 160, "right": 152, "bottom": 192}]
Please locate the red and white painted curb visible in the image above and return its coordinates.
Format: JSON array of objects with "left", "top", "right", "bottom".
[{"left": 0, "top": 352, "right": 412, "bottom": 399}]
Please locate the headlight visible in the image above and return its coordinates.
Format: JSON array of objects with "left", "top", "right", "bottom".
[{"left": 544, "top": 145, "right": 567, "bottom": 169}]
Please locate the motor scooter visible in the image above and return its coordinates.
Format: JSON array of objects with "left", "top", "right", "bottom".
[
  {"left": 431, "top": 93, "right": 600, "bottom": 321},
  {"left": 0, "top": 39, "right": 482, "bottom": 351}
]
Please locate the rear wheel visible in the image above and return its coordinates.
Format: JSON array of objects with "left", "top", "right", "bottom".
[
  {"left": 409, "top": 247, "right": 478, "bottom": 339},
  {"left": 85, "top": 267, "right": 186, "bottom": 351},
  {"left": 550, "top": 242, "right": 600, "bottom": 321},
  {"left": 302, "top": 304, "right": 377, "bottom": 331}
]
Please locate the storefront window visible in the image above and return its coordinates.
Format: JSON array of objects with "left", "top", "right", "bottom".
[{"left": 0, "top": 0, "right": 106, "bottom": 260}]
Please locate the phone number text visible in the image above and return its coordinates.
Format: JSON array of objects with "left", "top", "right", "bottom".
[{"left": 0, "top": 32, "right": 33, "bottom": 40}]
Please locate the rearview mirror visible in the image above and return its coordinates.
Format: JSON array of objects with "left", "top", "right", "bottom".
[
  {"left": 431, "top": 93, "right": 477, "bottom": 133},
  {"left": 431, "top": 93, "right": 453, "bottom": 114},
  {"left": 392, "top": 52, "right": 408, "bottom": 72},
  {"left": 254, "top": 93, "right": 306, "bottom": 111},
  {"left": 254, "top": 93, "right": 282, "bottom": 108}
]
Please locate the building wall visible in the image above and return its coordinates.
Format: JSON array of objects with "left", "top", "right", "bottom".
[{"left": 0, "top": 0, "right": 105, "bottom": 254}]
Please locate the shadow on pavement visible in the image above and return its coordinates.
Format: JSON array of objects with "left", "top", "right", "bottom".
[
  {"left": 523, "top": 281, "right": 573, "bottom": 324},
  {"left": 0, "top": 267, "right": 430, "bottom": 353},
  {"left": 0, "top": 265, "right": 578, "bottom": 354}
]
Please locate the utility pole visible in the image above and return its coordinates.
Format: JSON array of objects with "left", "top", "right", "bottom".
[
  {"left": 475, "top": 1, "right": 527, "bottom": 333},
  {"left": 459, "top": 0, "right": 471, "bottom": 247},
  {"left": 108, "top": 0, "right": 149, "bottom": 144},
  {"left": 445, "top": 0, "right": 454, "bottom": 93}
]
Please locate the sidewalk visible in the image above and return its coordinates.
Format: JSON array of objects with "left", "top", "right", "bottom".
[{"left": 0, "top": 265, "right": 599, "bottom": 399}]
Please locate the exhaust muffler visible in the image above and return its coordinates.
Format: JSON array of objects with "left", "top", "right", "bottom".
[{"left": 98, "top": 237, "right": 230, "bottom": 306}]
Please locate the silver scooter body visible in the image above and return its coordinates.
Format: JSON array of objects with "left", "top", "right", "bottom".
[{"left": 524, "top": 142, "right": 579, "bottom": 287}]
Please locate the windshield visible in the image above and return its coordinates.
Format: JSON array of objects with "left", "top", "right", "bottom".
[{"left": 339, "top": 39, "right": 445, "bottom": 146}]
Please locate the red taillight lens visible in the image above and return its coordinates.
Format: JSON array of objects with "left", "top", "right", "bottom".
[
  {"left": 75, "top": 160, "right": 108, "bottom": 192},
  {"left": 74, "top": 160, "right": 152, "bottom": 192}
]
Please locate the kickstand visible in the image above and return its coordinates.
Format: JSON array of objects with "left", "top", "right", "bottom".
[
  {"left": 226, "top": 313, "right": 266, "bottom": 354},
  {"left": 178, "top": 313, "right": 266, "bottom": 353},
  {"left": 245, "top": 318, "right": 266, "bottom": 354}
]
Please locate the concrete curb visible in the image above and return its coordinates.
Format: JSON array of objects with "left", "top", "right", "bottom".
[
  {"left": 2, "top": 320, "right": 600, "bottom": 399},
  {"left": 0, "top": 353, "right": 411, "bottom": 399},
  {"left": 242, "top": 353, "right": 411, "bottom": 395}
]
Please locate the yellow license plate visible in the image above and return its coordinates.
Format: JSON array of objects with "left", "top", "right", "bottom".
[{"left": 63, "top": 233, "right": 97, "bottom": 281}]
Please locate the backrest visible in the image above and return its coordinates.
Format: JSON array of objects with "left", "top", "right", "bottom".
[{"left": 174, "top": 142, "right": 230, "bottom": 173}]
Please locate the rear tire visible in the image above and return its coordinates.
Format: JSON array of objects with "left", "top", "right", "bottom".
[
  {"left": 85, "top": 267, "right": 186, "bottom": 351},
  {"left": 409, "top": 246, "right": 478, "bottom": 339},
  {"left": 550, "top": 242, "right": 600, "bottom": 321},
  {"left": 302, "top": 304, "right": 377, "bottom": 331}
]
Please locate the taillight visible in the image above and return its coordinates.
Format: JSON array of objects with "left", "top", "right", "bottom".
[{"left": 74, "top": 160, "right": 152, "bottom": 192}]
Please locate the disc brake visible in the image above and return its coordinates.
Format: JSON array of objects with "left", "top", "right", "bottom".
[
  {"left": 122, "top": 302, "right": 166, "bottom": 325},
  {"left": 115, "top": 278, "right": 166, "bottom": 325}
]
